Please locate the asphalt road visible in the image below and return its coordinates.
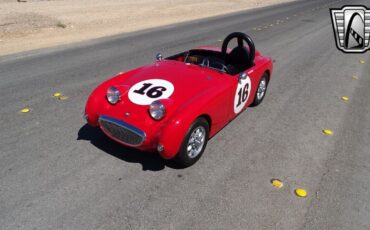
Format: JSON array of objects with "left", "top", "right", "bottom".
[{"left": 1, "top": 0, "right": 370, "bottom": 229}]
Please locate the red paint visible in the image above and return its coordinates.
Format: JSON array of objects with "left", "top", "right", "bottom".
[{"left": 85, "top": 45, "right": 273, "bottom": 159}]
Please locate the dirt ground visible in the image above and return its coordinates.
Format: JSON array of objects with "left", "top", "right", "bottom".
[{"left": 0, "top": 0, "right": 293, "bottom": 56}]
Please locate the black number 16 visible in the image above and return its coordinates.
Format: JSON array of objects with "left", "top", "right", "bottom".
[
  {"left": 133, "top": 83, "right": 167, "bottom": 98},
  {"left": 236, "top": 83, "right": 249, "bottom": 107}
]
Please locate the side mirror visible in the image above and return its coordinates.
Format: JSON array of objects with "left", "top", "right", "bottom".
[
  {"left": 239, "top": 72, "right": 247, "bottom": 83},
  {"left": 156, "top": 53, "right": 163, "bottom": 61}
]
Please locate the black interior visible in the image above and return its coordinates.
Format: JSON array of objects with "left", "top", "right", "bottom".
[
  {"left": 166, "top": 32, "right": 255, "bottom": 75},
  {"left": 221, "top": 32, "right": 255, "bottom": 75}
]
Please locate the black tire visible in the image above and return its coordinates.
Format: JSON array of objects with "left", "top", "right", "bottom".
[
  {"left": 173, "top": 117, "right": 209, "bottom": 167},
  {"left": 251, "top": 73, "right": 269, "bottom": 107}
]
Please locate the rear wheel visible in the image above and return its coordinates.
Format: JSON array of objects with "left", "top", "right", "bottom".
[
  {"left": 251, "top": 73, "right": 269, "bottom": 106},
  {"left": 173, "top": 117, "right": 209, "bottom": 167}
]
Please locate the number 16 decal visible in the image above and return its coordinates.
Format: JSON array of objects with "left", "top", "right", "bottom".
[
  {"left": 234, "top": 75, "right": 251, "bottom": 114},
  {"left": 128, "top": 79, "right": 174, "bottom": 105}
]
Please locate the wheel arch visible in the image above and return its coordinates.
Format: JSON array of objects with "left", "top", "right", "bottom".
[
  {"left": 198, "top": 114, "right": 212, "bottom": 133},
  {"left": 264, "top": 70, "right": 270, "bottom": 83}
]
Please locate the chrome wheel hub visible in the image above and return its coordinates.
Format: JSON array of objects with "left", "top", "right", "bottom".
[
  {"left": 187, "top": 126, "right": 206, "bottom": 158},
  {"left": 257, "top": 79, "right": 267, "bottom": 100}
]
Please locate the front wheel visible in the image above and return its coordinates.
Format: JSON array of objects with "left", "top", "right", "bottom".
[
  {"left": 173, "top": 117, "right": 209, "bottom": 167},
  {"left": 251, "top": 73, "right": 269, "bottom": 106}
]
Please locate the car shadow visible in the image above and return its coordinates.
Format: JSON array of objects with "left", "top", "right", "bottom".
[{"left": 77, "top": 124, "right": 183, "bottom": 171}]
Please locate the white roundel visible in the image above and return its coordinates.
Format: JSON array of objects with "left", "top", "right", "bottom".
[
  {"left": 234, "top": 76, "right": 252, "bottom": 114},
  {"left": 128, "top": 79, "right": 174, "bottom": 105}
]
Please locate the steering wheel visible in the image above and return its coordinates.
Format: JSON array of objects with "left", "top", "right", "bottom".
[
  {"left": 201, "top": 57, "right": 229, "bottom": 73},
  {"left": 221, "top": 32, "right": 255, "bottom": 69},
  {"left": 200, "top": 57, "right": 210, "bottom": 67}
]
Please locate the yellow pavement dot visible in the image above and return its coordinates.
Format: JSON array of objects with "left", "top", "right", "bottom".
[
  {"left": 271, "top": 179, "right": 283, "bottom": 188},
  {"left": 53, "top": 92, "right": 62, "bottom": 97},
  {"left": 20, "top": 108, "right": 30, "bottom": 113},
  {"left": 360, "top": 59, "right": 365, "bottom": 64},
  {"left": 341, "top": 96, "right": 349, "bottom": 101},
  {"left": 295, "top": 188, "right": 307, "bottom": 197},
  {"left": 323, "top": 129, "right": 333, "bottom": 135},
  {"left": 352, "top": 75, "right": 358, "bottom": 80},
  {"left": 58, "top": 96, "right": 68, "bottom": 101}
]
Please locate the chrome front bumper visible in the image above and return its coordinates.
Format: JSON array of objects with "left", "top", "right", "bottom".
[{"left": 98, "top": 115, "right": 146, "bottom": 147}]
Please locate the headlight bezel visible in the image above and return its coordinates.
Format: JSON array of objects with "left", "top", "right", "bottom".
[
  {"left": 106, "top": 86, "right": 121, "bottom": 104},
  {"left": 149, "top": 100, "right": 166, "bottom": 120}
]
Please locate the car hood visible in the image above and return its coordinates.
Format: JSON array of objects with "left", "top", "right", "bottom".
[
  {"left": 88, "top": 60, "right": 225, "bottom": 124},
  {"left": 108, "top": 60, "right": 223, "bottom": 104}
]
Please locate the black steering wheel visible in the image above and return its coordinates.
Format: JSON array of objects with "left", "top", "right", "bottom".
[{"left": 221, "top": 32, "right": 255, "bottom": 73}]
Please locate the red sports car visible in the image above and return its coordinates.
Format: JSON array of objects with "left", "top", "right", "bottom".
[{"left": 85, "top": 32, "right": 273, "bottom": 167}]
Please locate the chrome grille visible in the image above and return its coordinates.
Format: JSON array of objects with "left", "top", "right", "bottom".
[{"left": 99, "top": 116, "right": 145, "bottom": 146}]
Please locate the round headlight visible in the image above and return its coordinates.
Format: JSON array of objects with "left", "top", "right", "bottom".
[
  {"left": 149, "top": 100, "right": 165, "bottom": 120},
  {"left": 106, "top": 86, "right": 121, "bottom": 104}
]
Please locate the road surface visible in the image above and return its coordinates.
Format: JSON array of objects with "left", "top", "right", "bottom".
[{"left": 1, "top": 0, "right": 370, "bottom": 229}]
